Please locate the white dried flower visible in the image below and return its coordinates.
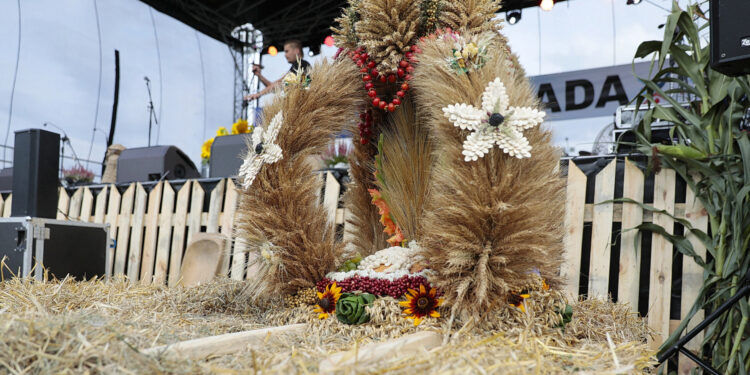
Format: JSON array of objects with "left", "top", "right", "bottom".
[
  {"left": 442, "top": 77, "right": 545, "bottom": 161},
  {"left": 239, "top": 111, "right": 283, "bottom": 189}
]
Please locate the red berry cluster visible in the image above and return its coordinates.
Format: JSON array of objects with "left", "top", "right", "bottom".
[
  {"left": 347, "top": 46, "right": 422, "bottom": 112},
  {"left": 357, "top": 109, "right": 373, "bottom": 145},
  {"left": 316, "top": 275, "right": 438, "bottom": 299}
]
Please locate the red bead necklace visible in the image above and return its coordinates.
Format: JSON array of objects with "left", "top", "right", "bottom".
[{"left": 347, "top": 45, "right": 421, "bottom": 112}]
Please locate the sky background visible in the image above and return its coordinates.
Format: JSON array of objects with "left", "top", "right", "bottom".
[{"left": 0, "top": 0, "right": 689, "bottom": 177}]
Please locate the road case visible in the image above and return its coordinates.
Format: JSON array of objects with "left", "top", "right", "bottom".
[{"left": 0, "top": 217, "right": 110, "bottom": 280}]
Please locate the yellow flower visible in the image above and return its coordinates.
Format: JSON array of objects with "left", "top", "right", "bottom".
[
  {"left": 399, "top": 284, "right": 442, "bottom": 326},
  {"left": 313, "top": 282, "right": 342, "bottom": 319},
  {"left": 462, "top": 42, "right": 479, "bottom": 59},
  {"left": 201, "top": 138, "right": 214, "bottom": 159},
  {"left": 216, "top": 127, "right": 228, "bottom": 136},
  {"left": 232, "top": 119, "right": 249, "bottom": 134},
  {"left": 508, "top": 292, "right": 531, "bottom": 313}
]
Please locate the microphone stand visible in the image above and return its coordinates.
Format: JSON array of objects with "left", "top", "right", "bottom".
[
  {"left": 43, "top": 122, "right": 83, "bottom": 178},
  {"left": 144, "top": 76, "right": 158, "bottom": 147}
]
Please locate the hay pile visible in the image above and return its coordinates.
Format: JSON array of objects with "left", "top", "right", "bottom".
[{"left": 0, "top": 277, "right": 656, "bottom": 373}]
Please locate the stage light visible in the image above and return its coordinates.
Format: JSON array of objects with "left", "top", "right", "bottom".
[
  {"left": 540, "top": 0, "right": 554, "bottom": 11},
  {"left": 626, "top": 0, "right": 642, "bottom": 4},
  {"left": 308, "top": 50, "right": 314, "bottom": 57},
  {"left": 268, "top": 45, "right": 278, "bottom": 56},
  {"left": 506, "top": 9, "right": 522, "bottom": 25},
  {"left": 324, "top": 35, "right": 335, "bottom": 46}
]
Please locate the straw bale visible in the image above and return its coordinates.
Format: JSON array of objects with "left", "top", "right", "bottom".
[{"left": 0, "top": 277, "right": 656, "bottom": 374}]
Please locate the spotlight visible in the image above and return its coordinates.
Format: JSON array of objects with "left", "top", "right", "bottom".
[
  {"left": 626, "top": 0, "right": 642, "bottom": 4},
  {"left": 506, "top": 9, "right": 522, "bottom": 25},
  {"left": 268, "top": 45, "right": 278, "bottom": 56},
  {"left": 540, "top": 0, "right": 554, "bottom": 11},
  {"left": 324, "top": 35, "right": 335, "bottom": 47},
  {"left": 308, "top": 50, "right": 314, "bottom": 57}
]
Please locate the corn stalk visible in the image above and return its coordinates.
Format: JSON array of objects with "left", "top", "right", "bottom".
[{"left": 629, "top": 2, "right": 750, "bottom": 373}]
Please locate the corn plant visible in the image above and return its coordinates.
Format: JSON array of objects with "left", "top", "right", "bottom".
[{"left": 629, "top": 2, "right": 750, "bottom": 373}]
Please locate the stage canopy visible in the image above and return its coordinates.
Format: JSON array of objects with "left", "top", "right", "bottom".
[{"left": 140, "top": 0, "right": 563, "bottom": 51}]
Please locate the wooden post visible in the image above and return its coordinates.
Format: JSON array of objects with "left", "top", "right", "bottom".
[
  {"left": 561, "top": 160, "right": 587, "bottom": 298},
  {"left": 186, "top": 181, "right": 205, "bottom": 246},
  {"left": 56, "top": 187, "right": 70, "bottom": 220},
  {"left": 140, "top": 181, "right": 164, "bottom": 284},
  {"left": 127, "top": 183, "right": 148, "bottom": 282},
  {"left": 618, "top": 159, "right": 644, "bottom": 312},
  {"left": 648, "top": 168, "right": 676, "bottom": 350},
  {"left": 588, "top": 159, "right": 616, "bottom": 298},
  {"left": 80, "top": 187, "right": 94, "bottom": 222},
  {"left": 104, "top": 185, "right": 121, "bottom": 276},
  {"left": 142, "top": 324, "right": 306, "bottom": 358},
  {"left": 68, "top": 188, "right": 84, "bottom": 220},
  {"left": 113, "top": 184, "right": 135, "bottom": 275},
  {"left": 323, "top": 171, "right": 340, "bottom": 225},
  {"left": 153, "top": 181, "right": 175, "bottom": 285},
  {"left": 2, "top": 195, "right": 10, "bottom": 217},
  {"left": 168, "top": 181, "right": 191, "bottom": 287},
  {"left": 93, "top": 186, "right": 107, "bottom": 224}
]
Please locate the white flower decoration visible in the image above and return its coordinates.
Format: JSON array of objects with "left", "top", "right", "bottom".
[
  {"left": 442, "top": 78, "right": 545, "bottom": 161},
  {"left": 239, "top": 111, "right": 283, "bottom": 189}
]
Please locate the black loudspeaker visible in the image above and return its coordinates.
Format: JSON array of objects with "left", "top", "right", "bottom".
[
  {"left": 11, "top": 129, "right": 60, "bottom": 218},
  {"left": 117, "top": 145, "right": 200, "bottom": 183},
  {"left": 209, "top": 134, "right": 248, "bottom": 178},
  {"left": 710, "top": 0, "right": 750, "bottom": 76}
]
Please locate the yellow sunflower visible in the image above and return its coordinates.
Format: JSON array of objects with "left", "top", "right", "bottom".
[
  {"left": 216, "top": 126, "right": 229, "bottom": 136},
  {"left": 313, "top": 282, "right": 342, "bottom": 319},
  {"left": 201, "top": 138, "right": 214, "bottom": 160},
  {"left": 508, "top": 292, "right": 531, "bottom": 313},
  {"left": 399, "top": 284, "right": 442, "bottom": 326},
  {"left": 232, "top": 119, "right": 249, "bottom": 134}
]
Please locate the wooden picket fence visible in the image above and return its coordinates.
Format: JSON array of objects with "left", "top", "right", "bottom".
[{"left": 0, "top": 160, "right": 707, "bottom": 369}]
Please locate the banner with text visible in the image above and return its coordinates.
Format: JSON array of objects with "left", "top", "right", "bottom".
[{"left": 528, "top": 62, "right": 653, "bottom": 121}]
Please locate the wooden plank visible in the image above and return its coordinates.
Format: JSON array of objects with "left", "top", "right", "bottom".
[
  {"left": 168, "top": 181, "right": 191, "bottom": 287},
  {"left": 561, "top": 161, "right": 587, "bottom": 298},
  {"left": 56, "top": 187, "right": 70, "bottom": 220},
  {"left": 2, "top": 195, "right": 10, "bottom": 217},
  {"left": 206, "top": 179, "right": 225, "bottom": 233},
  {"left": 583, "top": 203, "right": 687, "bottom": 222},
  {"left": 648, "top": 168, "right": 676, "bottom": 350},
  {"left": 0, "top": 195, "right": 5, "bottom": 219},
  {"left": 113, "top": 184, "right": 135, "bottom": 276},
  {"left": 93, "top": 186, "right": 107, "bottom": 224},
  {"left": 588, "top": 159, "right": 616, "bottom": 299},
  {"left": 142, "top": 324, "right": 306, "bottom": 358},
  {"left": 80, "top": 187, "right": 94, "bottom": 222},
  {"left": 679, "top": 174, "right": 708, "bottom": 375},
  {"left": 618, "top": 158, "right": 644, "bottom": 312},
  {"left": 222, "top": 180, "right": 243, "bottom": 279},
  {"left": 127, "top": 183, "right": 148, "bottom": 282},
  {"left": 319, "top": 331, "right": 443, "bottom": 373},
  {"left": 68, "top": 188, "right": 84, "bottom": 220},
  {"left": 323, "top": 171, "right": 340, "bottom": 224},
  {"left": 186, "top": 181, "right": 205, "bottom": 246},
  {"left": 104, "top": 185, "right": 121, "bottom": 276},
  {"left": 140, "top": 181, "right": 164, "bottom": 284},
  {"left": 153, "top": 181, "right": 175, "bottom": 285}
]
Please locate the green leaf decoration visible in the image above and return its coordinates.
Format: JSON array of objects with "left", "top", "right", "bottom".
[
  {"left": 556, "top": 304, "right": 573, "bottom": 332},
  {"left": 335, "top": 293, "right": 377, "bottom": 325}
]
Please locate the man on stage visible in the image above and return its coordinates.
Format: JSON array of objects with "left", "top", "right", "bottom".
[{"left": 244, "top": 40, "right": 311, "bottom": 101}]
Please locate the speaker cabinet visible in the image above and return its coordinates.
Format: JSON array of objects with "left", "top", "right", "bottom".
[
  {"left": 710, "top": 0, "right": 750, "bottom": 76},
  {"left": 209, "top": 134, "right": 248, "bottom": 178},
  {"left": 11, "top": 129, "right": 60, "bottom": 218},
  {"left": 117, "top": 145, "right": 200, "bottom": 183}
]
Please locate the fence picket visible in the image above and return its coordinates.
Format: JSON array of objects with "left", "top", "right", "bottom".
[
  {"left": 104, "top": 185, "right": 121, "bottom": 275},
  {"left": 80, "top": 187, "right": 94, "bottom": 222},
  {"left": 113, "top": 184, "right": 135, "bottom": 275},
  {"left": 323, "top": 172, "right": 340, "bottom": 225},
  {"left": 0, "top": 195, "right": 5, "bottom": 218},
  {"left": 588, "top": 159, "right": 616, "bottom": 298},
  {"left": 2, "top": 195, "right": 10, "bottom": 217},
  {"left": 618, "top": 159, "right": 644, "bottom": 311},
  {"left": 140, "top": 181, "right": 163, "bottom": 284},
  {"left": 561, "top": 161, "right": 586, "bottom": 298},
  {"left": 153, "top": 181, "right": 175, "bottom": 285},
  {"left": 57, "top": 188, "right": 70, "bottom": 220},
  {"left": 168, "top": 181, "right": 191, "bottom": 287},
  {"left": 222, "top": 180, "right": 242, "bottom": 279},
  {"left": 648, "top": 168, "right": 676, "bottom": 350},
  {"left": 207, "top": 179, "right": 225, "bottom": 234},
  {"left": 93, "top": 186, "right": 107, "bottom": 224},
  {"left": 127, "top": 184, "right": 148, "bottom": 281},
  {"left": 187, "top": 181, "right": 205, "bottom": 246},
  {"left": 679, "top": 174, "right": 708, "bottom": 374},
  {"left": 68, "top": 188, "right": 84, "bottom": 220}
]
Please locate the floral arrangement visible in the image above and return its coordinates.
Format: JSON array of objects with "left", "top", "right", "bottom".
[
  {"left": 62, "top": 165, "right": 95, "bottom": 185},
  {"left": 321, "top": 141, "right": 352, "bottom": 168},
  {"left": 238, "top": 111, "right": 283, "bottom": 189},
  {"left": 200, "top": 119, "right": 254, "bottom": 164},
  {"left": 368, "top": 189, "right": 405, "bottom": 246},
  {"left": 445, "top": 32, "right": 491, "bottom": 74}
]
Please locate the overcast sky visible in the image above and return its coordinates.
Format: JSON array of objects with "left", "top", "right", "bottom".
[{"left": 0, "top": 0, "right": 687, "bottom": 176}]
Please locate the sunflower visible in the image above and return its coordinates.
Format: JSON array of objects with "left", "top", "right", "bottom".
[
  {"left": 216, "top": 126, "right": 229, "bottom": 136},
  {"left": 201, "top": 138, "right": 214, "bottom": 160},
  {"left": 313, "top": 282, "right": 342, "bottom": 319},
  {"left": 399, "top": 284, "right": 442, "bottom": 326},
  {"left": 232, "top": 119, "right": 250, "bottom": 134},
  {"left": 508, "top": 291, "right": 531, "bottom": 313}
]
